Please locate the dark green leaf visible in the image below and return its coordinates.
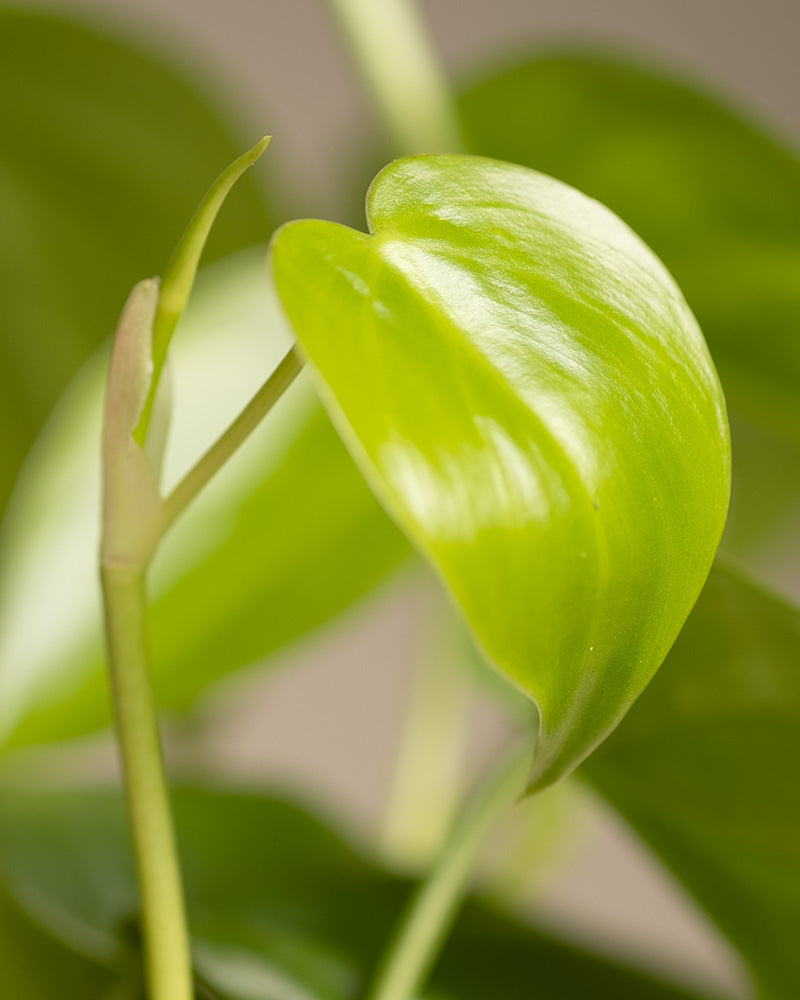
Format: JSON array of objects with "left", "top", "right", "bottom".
[
  {"left": 270, "top": 153, "right": 730, "bottom": 788},
  {"left": 0, "top": 884, "right": 110, "bottom": 998},
  {"left": 0, "top": 787, "right": 714, "bottom": 1000},
  {"left": 584, "top": 564, "right": 800, "bottom": 1000},
  {"left": 0, "top": 9, "right": 271, "bottom": 520}
]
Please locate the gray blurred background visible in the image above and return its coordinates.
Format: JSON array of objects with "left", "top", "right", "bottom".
[
  {"left": 25, "top": 0, "right": 800, "bottom": 222},
  {"left": 16, "top": 2, "right": 800, "bottom": 998}
]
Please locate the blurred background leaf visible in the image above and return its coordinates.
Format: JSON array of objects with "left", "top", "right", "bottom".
[
  {"left": 0, "top": 250, "right": 409, "bottom": 749},
  {"left": 583, "top": 564, "right": 800, "bottom": 1000},
  {"left": 0, "top": 8, "right": 272, "bottom": 523},
  {"left": 0, "top": 785, "right": 716, "bottom": 1000},
  {"left": 0, "top": 884, "right": 111, "bottom": 999}
]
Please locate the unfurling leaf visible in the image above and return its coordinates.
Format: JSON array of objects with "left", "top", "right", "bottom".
[
  {"left": 270, "top": 154, "right": 731, "bottom": 789},
  {"left": 101, "top": 279, "right": 163, "bottom": 572},
  {"left": 102, "top": 139, "right": 271, "bottom": 572}
]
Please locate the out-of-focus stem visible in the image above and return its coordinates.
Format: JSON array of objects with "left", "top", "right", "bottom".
[
  {"left": 380, "top": 599, "right": 472, "bottom": 868},
  {"left": 367, "top": 742, "right": 531, "bottom": 1000},
  {"left": 327, "top": 0, "right": 463, "bottom": 154}
]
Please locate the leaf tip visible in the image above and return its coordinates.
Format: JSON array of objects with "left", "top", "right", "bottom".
[{"left": 248, "top": 135, "right": 271, "bottom": 163}]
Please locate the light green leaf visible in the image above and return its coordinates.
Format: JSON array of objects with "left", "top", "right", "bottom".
[
  {"left": 0, "top": 787, "right": 716, "bottom": 1000},
  {"left": 0, "top": 8, "right": 272, "bottom": 521},
  {"left": 583, "top": 564, "right": 800, "bottom": 1000},
  {"left": 459, "top": 53, "right": 800, "bottom": 432},
  {"left": 0, "top": 250, "right": 408, "bottom": 748},
  {"left": 270, "top": 154, "right": 731, "bottom": 788}
]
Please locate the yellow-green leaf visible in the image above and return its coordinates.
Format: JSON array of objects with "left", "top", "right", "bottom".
[{"left": 270, "top": 154, "right": 731, "bottom": 788}]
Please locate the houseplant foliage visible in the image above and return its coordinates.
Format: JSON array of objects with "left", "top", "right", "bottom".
[
  {"left": 0, "top": 3, "right": 798, "bottom": 1000},
  {"left": 270, "top": 152, "right": 729, "bottom": 789}
]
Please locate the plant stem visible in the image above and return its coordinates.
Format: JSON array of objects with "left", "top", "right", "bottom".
[
  {"left": 160, "top": 346, "right": 304, "bottom": 534},
  {"left": 367, "top": 742, "right": 531, "bottom": 1000},
  {"left": 380, "top": 596, "right": 472, "bottom": 868},
  {"left": 100, "top": 566, "right": 192, "bottom": 1000},
  {"left": 101, "top": 341, "right": 303, "bottom": 999},
  {"left": 327, "top": 0, "right": 463, "bottom": 154}
]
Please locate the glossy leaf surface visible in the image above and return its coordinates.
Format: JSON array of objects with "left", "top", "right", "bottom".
[
  {"left": 271, "top": 154, "right": 731, "bottom": 788},
  {"left": 584, "top": 564, "right": 800, "bottom": 1000},
  {"left": 459, "top": 53, "right": 800, "bottom": 432},
  {"left": 0, "top": 9, "right": 271, "bottom": 520},
  {"left": 0, "top": 251, "right": 408, "bottom": 748},
  {"left": 0, "top": 787, "right": 712, "bottom": 1000}
]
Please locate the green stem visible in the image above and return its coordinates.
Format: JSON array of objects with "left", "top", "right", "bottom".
[
  {"left": 380, "top": 599, "right": 473, "bottom": 867},
  {"left": 100, "top": 567, "right": 192, "bottom": 1000},
  {"left": 101, "top": 343, "right": 303, "bottom": 1000},
  {"left": 327, "top": 0, "right": 463, "bottom": 154},
  {"left": 367, "top": 742, "right": 531, "bottom": 1000},
  {"left": 160, "top": 346, "right": 304, "bottom": 534}
]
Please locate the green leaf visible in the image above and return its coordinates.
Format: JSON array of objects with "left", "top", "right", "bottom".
[
  {"left": 0, "top": 884, "right": 111, "bottom": 999},
  {"left": 0, "top": 8, "right": 271, "bottom": 521},
  {"left": 430, "top": 907, "right": 714, "bottom": 1000},
  {"left": 270, "top": 153, "right": 731, "bottom": 788},
  {"left": 0, "top": 787, "right": 715, "bottom": 1000},
  {"left": 0, "top": 250, "right": 408, "bottom": 748},
  {"left": 583, "top": 564, "right": 800, "bottom": 1000},
  {"left": 458, "top": 53, "right": 800, "bottom": 433}
]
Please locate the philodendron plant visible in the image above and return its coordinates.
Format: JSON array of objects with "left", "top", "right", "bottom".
[{"left": 0, "top": 3, "right": 799, "bottom": 1000}]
